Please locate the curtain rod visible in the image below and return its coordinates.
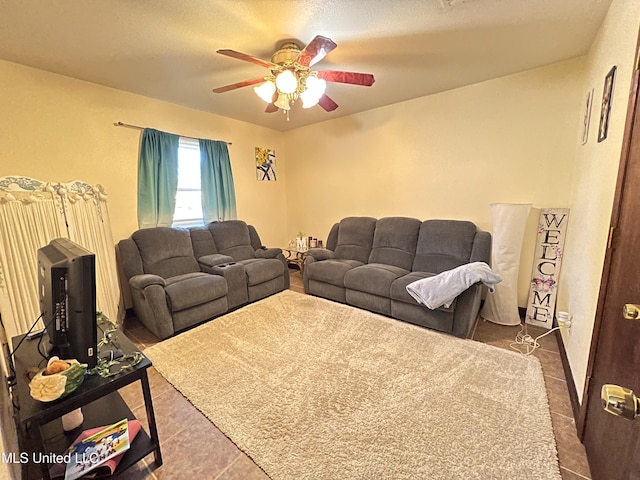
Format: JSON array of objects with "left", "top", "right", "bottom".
[{"left": 114, "top": 121, "right": 232, "bottom": 145}]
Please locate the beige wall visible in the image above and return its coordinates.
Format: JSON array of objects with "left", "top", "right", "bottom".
[
  {"left": 284, "top": 59, "right": 585, "bottom": 305},
  {"left": 558, "top": 0, "right": 640, "bottom": 403},
  {"left": 2, "top": 0, "right": 637, "bottom": 407},
  {"left": 0, "top": 59, "right": 288, "bottom": 246}
]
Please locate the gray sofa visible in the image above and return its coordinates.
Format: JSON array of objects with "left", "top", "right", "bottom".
[
  {"left": 118, "top": 220, "right": 288, "bottom": 340},
  {"left": 303, "top": 217, "right": 491, "bottom": 338}
]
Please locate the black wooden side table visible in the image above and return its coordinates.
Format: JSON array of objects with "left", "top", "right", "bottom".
[{"left": 11, "top": 326, "right": 162, "bottom": 479}]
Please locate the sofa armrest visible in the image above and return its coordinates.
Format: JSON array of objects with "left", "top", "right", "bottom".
[
  {"left": 117, "top": 238, "right": 144, "bottom": 279},
  {"left": 128, "top": 282, "right": 175, "bottom": 340},
  {"left": 307, "top": 248, "right": 335, "bottom": 261},
  {"left": 451, "top": 283, "right": 484, "bottom": 338},
  {"left": 255, "top": 247, "right": 282, "bottom": 259},
  {"left": 199, "top": 254, "right": 234, "bottom": 267},
  {"left": 471, "top": 231, "right": 492, "bottom": 264},
  {"left": 129, "top": 274, "right": 166, "bottom": 290}
]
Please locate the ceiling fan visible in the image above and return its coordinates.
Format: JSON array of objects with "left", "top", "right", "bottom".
[{"left": 212, "top": 35, "right": 375, "bottom": 120}]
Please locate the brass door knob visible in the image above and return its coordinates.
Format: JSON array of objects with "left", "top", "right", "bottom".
[
  {"left": 623, "top": 304, "right": 640, "bottom": 320},
  {"left": 601, "top": 384, "right": 640, "bottom": 420}
]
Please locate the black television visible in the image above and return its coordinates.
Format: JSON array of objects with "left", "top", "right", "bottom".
[{"left": 37, "top": 238, "right": 97, "bottom": 368}]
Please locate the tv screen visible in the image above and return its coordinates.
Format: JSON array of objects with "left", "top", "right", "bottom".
[{"left": 37, "top": 238, "right": 97, "bottom": 368}]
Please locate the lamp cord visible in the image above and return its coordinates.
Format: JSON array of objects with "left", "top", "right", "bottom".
[{"left": 510, "top": 322, "right": 566, "bottom": 356}]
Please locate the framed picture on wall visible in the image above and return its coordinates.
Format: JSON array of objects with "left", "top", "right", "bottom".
[
  {"left": 581, "top": 88, "right": 594, "bottom": 145},
  {"left": 255, "top": 147, "right": 277, "bottom": 181},
  {"left": 597, "top": 66, "right": 616, "bottom": 143}
]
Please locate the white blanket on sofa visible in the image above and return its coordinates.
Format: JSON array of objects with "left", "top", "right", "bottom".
[{"left": 406, "top": 262, "right": 502, "bottom": 310}]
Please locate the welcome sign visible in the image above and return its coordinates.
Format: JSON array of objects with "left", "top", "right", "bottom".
[{"left": 525, "top": 208, "right": 570, "bottom": 329}]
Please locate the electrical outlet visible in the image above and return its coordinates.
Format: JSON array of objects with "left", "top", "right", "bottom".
[{"left": 557, "top": 311, "right": 572, "bottom": 328}]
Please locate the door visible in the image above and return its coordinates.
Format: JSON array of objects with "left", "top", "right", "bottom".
[{"left": 580, "top": 33, "right": 640, "bottom": 480}]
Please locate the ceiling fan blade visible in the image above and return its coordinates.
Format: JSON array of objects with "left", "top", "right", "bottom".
[
  {"left": 212, "top": 77, "right": 265, "bottom": 93},
  {"left": 318, "top": 94, "right": 339, "bottom": 112},
  {"left": 217, "top": 49, "right": 277, "bottom": 69},
  {"left": 295, "top": 35, "right": 337, "bottom": 67},
  {"left": 317, "top": 70, "right": 375, "bottom": 86}
]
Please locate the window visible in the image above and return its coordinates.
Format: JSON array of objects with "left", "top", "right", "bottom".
[{"left": 172, "top": 137, "right": 203, "bottom": 227}]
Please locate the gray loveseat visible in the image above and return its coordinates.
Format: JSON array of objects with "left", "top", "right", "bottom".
[
  {"left": 303, "top": 217, "right": 491, "bottom": 338},
  {"left": 118, "top": 220, "right": 288, "bottom": 340}
]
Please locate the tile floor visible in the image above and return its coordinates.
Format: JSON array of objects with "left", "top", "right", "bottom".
[{"left": 117, "top": 268, "right": 592, "bottom": 479}]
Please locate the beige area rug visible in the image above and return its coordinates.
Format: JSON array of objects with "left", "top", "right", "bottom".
[{"left": 144, "top": 290, "right": 561, "bottom": 480}]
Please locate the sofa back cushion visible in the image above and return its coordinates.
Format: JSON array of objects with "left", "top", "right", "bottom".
[
  {"left": 208, "top": 220, "right": 255, "bottom": 261},
  {"left": 413, "top": 220, "right": 477, "bottom": 273},
  {"left": 471, "top": 231, "right": 492, "bottom": 264},
  {"left": 117, "top": 238, "right": 144, "bottom": 280},
  {"left": 368, "top": 217, "right": 421, "bottom": 270},
  {"left": 248, "top": 225, "right": 263, "bottom": 251},
  {"left": 189, "top": 226, "right": 218, "bottom": 259},
  {"left": 132, "top": 227, "right": 200, "bottom": 278},
  {"left": 325, "top": 223, "right": 339, "bottom": 251},
  {"left": 333, "top": 217, "right": 377, "bottom": 263}
]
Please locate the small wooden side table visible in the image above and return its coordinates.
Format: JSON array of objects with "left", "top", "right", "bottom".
[{"left": 11, "top": 326, "right": 162, "bottom": 479}]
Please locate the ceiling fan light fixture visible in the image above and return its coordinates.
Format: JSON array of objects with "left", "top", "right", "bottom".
[
  {"left": 301, "top": 92, "right": 320, "bottom": 109},
  {"left": 300, "top": 75, "right": 326, "bottom": 108},
  {"left": 213, "top": 35, "right": 374, "bottom": 119},
  {"left": 254, "top": 80, "right": 276, "bottom": 103},
  {"left": 275, "top": 70, "right": 298, "bottom": 95},
  {"left": 306, "top": 75, "right": 326, "bottom": 97},
  {"left": 274, "top": 93, "right": 291, "bottom": 111}
]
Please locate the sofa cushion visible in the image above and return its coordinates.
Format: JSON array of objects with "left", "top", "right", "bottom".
[
  {"left": 390, "top": 272, "right": 456, "bottom": 312},
  {"left": 344, "top": 263, "right": 410, "bottom": 297},
  {"left": 165, "top": 272, "right": 228, "bottom": 312},
  {"left": 325, "top": 223, "right": 340, "bottom": 251},
  {"left": 368, "top": 217, "right": 421, "bottom": 270},
  {"left": 412, "top": 220, "right": 477, "bottom": 274},
  {"left": 239, "top": 258, "right": 284, "bottom": 287},
  {"left": 305, "top": 259, "right": 364, "bottom": 287},
  {"left": 198, "top": 254, "right": 234, "bottom": 268},
  {"left": 189, "top": 226, "right": 218, "bottom": 259},
  {"left": 209, "top": 220, "right": 255, "bottom": 261},
  {"left": 117, "top": 238, "right": 145, "bottom": 279},
  {"left": 247, "top": 224, "right": 263, "bottom": 251},
  {"left": 333, "top": 217, "right": 377, "bottom": 263},
  {"left": 132, "top": 227, "right": 200, "bottom": 278}
]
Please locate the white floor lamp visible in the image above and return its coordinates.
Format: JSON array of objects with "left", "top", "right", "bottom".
[{"left": 481, "top": 203, "right": 532, "bottom": 326}]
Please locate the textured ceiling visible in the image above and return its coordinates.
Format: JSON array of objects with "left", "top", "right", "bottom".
[{"left": 0, "top": 0, "right": 613, "bottom": 131}]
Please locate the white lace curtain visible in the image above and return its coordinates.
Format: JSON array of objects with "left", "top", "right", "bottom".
[{"left": 0, "top": 177, "right": 123, "bottom": 344}]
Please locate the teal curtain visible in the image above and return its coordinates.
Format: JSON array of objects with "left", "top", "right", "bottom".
[
  {"left": 137, "top": 129, "right": 179, "bottom": 228},
  {"left": 199, "top": 139, "right": 237, "bottom": 222}
]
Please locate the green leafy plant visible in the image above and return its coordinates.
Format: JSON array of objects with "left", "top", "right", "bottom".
[{"left": 89, "top": 313, "right": 144, "bottom": 378}]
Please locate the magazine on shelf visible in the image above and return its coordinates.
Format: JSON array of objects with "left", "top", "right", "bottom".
[{"left": 48, "top": 419, "right": 141, "bottom": 480}]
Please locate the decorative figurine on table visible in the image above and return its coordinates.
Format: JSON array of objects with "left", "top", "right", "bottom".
[
  {"left": 296, "top": 232, "right": 307, "bottom": 252},
  {"left": 28, "top": 356, "right": 87, "bottom": 402}
]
